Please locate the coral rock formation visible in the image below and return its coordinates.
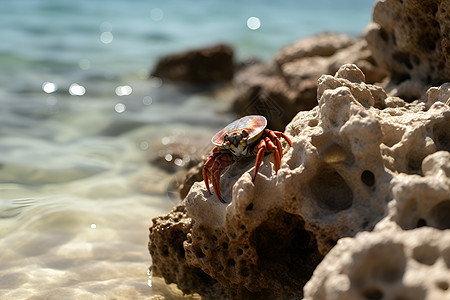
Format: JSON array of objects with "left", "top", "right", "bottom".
[
  {"left": 233, "top": 33, "right": 387, "bottom": 131},
  {"left": 304, "top": 226, "right": 450, "bottom": 300},
  {"left": 366, "top": 0, "right": 450, "bottom": 99},
  {"left": 148, "top": 64, "right": 450, "bottom": 298}
]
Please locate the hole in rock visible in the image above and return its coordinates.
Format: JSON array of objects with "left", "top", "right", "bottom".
[
  {"left": 412, "top": 244, "right": 439, "bottom": 265},
  {"left": 362, "top": 286, "right": 384, "bottom": 300},
  {"left": 433, "top": 119, "right": 450, "bottom": 152},
  {"left": 309, "top": 165, "right": 353, "bottom": 211},
  {"left": 193, "top": 245, "right": 205, "bottom": 258},
  {"left": 308, "top": 119, "right": 319, "bottom": 127},
  {"left": 162, "top": 245, "right": 169, "bottom": 256},
  {"left": 429, "top": 200, "right": 450, "bottom": 229},
  {"left": 250, "top": 211, "right": 323, "bottom": 290},
  {"left": 246, "top": 203, "right": 254, "bottom": 211},
  {"left": 241, "top": 267, "right": 250, "bottom": 277},
  {"left": 222, "top": 242, "right": 228, "bottom": 249},
  {"left": 436, "top": 280, "right": 449, "bottom": 291},
  {"left": 416, "top": 218, "right": 427, "bottom": 227},
  {"left": 361, "top": 170, "right": 375, "bottom": 186},
  {"left": 227, "top": 259, "right": 235, "bottom": 267}
]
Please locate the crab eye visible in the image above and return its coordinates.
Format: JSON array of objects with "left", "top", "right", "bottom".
[{"left": 242, "top": 130, "right": 248, "bottom": 138}]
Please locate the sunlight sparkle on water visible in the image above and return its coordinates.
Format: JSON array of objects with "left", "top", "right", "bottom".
[
  {"left": 114, "top": 103, "right": 126, "bottom": 113},
  {"left": 147, "top": 269, "right": 153, "bottom": 287},
  {"left": 42, "top": 82, "right": 58, "bottom": 93},
  {"left": 143, "top": 96, "right": 153, "bottom": 105},
  {"left": 247, "top": 16, "right": 261, "bottom": 30},
  {"left": 100, "top": 31, "right": 114, "bottom": 44},
  {"left": 78, "top": 58, "right": 91, "bottom": 70},
  {"left": 139, "top": 141, "right": 149, "bottom": 150},
  {"left": 115, "top": 85, "right": 132, "bottom": 96},
  {"left": 150, "top": 8, "right": 164, "bottom": 21},
  {"left": 69, "top": 83, "right": 86, "bottom": 96}
]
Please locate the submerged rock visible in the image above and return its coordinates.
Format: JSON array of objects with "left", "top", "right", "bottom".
[
  {"left": 148, "top": 64, "right": 450, "bottom": 298},
  {"left": 151, "top": 44, "right": 235, "bottom": 84}
]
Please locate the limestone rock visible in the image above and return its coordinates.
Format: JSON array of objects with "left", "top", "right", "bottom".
[
  {"left": 148, "top": 204, "right": 228, "bottom": 299},
  {"left": 233, "top": 33, "right": 387, "bottom": 131},
  {"left": 366, "top": 0, "right": 450, "bottom": 99},
  {"left": 151, "top": 44, "right": 234, "bottom": 84},
  {"left": 303, "top": 226, "right": 450, "bottom": 300},
  {"left": 274, "top": 32, "right": 356, "bottom": 66},
  {"left": 149, "top": 64, "right": 450, "bottom": 298},
  {"left": 388, "top": 151, "right": 450, "bottom": 231}
]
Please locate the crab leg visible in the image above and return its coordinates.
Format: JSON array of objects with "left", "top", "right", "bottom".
[
  {"left": 253, "top": 135, "right": 283, "bottom": 181},
  {"left": 265, "top": 137, "right": 281, "bottom": 171},
  {"left": 273, "top": 131, "right": 292, "bottom": 147},
  {"left": 203, "top": 147, "right": 224, "bottom": 195},
  {"left": 203, "top": 156, "right": 214, "bottom": 195},
  {"left": 253, "top": 139, "right": 266, "bottom": 181},
  {"left": 267, "top": 130, "right": 284, "bottom": 159},
  {"left": 211, "top": 157, "right": 232, "bottom": 203}
]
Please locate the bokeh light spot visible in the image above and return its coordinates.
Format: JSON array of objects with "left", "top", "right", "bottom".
[
  {"left": 69, "top": 83, "right": 86, "bottom": 96},
  {"left": 79, "top": 59, "right": 91, "bottom": 70},
  {"left": 150, "top": 8, "right": 164, "bottom": 21},
  {"left": 247, "top": 17, "right": 261, "bottom": 30},
  {"left": 115, "top": 85, "right": 133, "bottom": 96},
  {"left": 143, "top": 96, "right": 153, "bottom": 105},
  {"left": 42, "top": 82, "right": 58, "bottom": 93},
  {"left": 114, "top": 103, "right": 126, "bottom": 113},
  {"left": 100, "top": 31, "right": 114, "bottom": 44}
]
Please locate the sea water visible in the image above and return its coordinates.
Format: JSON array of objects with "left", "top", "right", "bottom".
[{"left": 0, "top": 0, "right": 373, "bottom": 298}]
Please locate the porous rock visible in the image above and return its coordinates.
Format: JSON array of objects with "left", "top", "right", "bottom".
[
  {"left": 148, "top": 203, "right": 228, "bottom": 298},
  {"left": 151, "top": 44, "right": 234, "bottom": 84},
  {"left": 366, "top": 0, "right": 450, "bottom": 99},
  {"left": 303, "top": 226, "right": 450, "bottom": 300},
  {"left": 233, "top": 33, "right": 387, "bottom": 131},
  {"left": 149, "top": 64, "right": 450, "bottom": 298}
]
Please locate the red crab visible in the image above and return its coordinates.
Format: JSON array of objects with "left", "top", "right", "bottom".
[{"left": 203, "top": 115, "right": 292, "bottom": 203}]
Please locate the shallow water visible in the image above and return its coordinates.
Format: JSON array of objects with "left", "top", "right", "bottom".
[{"left": 0, "top": 0, "right": 373, "bottom": 298}]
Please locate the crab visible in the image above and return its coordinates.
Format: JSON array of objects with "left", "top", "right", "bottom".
[{"left": 203, "top": 115, "right": 292, "bottom": 203}]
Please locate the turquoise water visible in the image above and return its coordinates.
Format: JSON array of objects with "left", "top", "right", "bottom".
[{"left": 0, "top": 1, "right": 373, "bottom": 298}]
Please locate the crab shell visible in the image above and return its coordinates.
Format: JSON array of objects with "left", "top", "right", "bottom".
[{"left": 211, "top": 115, "right": 267, "bottom": 155}]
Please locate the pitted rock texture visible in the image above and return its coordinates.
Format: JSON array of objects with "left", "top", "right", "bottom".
[
  {"left": 233, "top": 33, "right": 387, "bottom": 131},
  {"left": 304, "top": 150, "right": 450, "bottom": 300},
  {"left": 303, "top": 226, "right": 450, "bottom": 300},
  {"left": 148, "top": 204, "right": 227, "bottom": 298},
  {"left": 366, "top": 0, "right": 450, "bottom": 99},
  {"left": 149, "top": 64, "right": 450, "bottom": 299},
  {"left": 388, "top": 151, "right": 450, "bottom": 231}
]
